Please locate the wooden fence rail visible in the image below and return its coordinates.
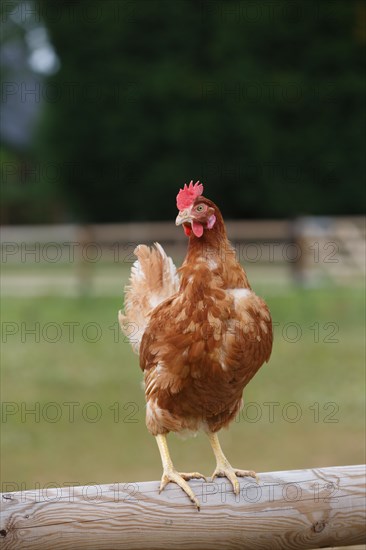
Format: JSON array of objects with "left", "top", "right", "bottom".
[
  {"left": 1, "top": 465, "right": 365, "bottom": 550},
  {"left": 1, "top": 216, "right": 365, "bottom": 278}
]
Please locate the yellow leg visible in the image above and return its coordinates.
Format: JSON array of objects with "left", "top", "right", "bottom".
[
  {"left": 155, "top": 434, "right": 206, "bottom": 510},
  {"left": 208, "top": 432, "right": 257, "bottom": 495}
]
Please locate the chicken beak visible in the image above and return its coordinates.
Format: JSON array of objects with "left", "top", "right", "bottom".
[{"left": 175, "top": 209, "right": 192, "bottom": 226}]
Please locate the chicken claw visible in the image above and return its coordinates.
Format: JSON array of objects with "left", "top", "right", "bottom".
[
  {"left": 155, "top": 434, "right": 205, "bottom": 509},
  {"left": 159, "top": 469, "right": 205, "bottom": 509},
  {"left": 208, "top": 431, "right": 258, "bottom": 496},
  {"left": 211, "top": 465, "right": 257, "bottom": 495}
]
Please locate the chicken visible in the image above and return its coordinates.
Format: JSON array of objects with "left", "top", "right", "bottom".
[{"left": 119, "top": 181, "right": 273, "bottom": 509}]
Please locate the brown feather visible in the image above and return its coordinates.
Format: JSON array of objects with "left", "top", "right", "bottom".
[{"left": 133, "top": 197, "right": 273, "bottom": 436}]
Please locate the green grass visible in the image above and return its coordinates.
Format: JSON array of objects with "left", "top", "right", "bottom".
[{"left": 1, "top": 285, "right": 365, "bottom": 491}]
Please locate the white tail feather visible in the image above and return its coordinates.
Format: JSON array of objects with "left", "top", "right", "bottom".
[{"left": 118, "top": 242, "right": 179, "bottom": 353}]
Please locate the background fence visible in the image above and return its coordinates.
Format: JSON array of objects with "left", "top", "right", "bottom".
[{"left": 1, "top": 216, "right": 365, "bottom": 297}]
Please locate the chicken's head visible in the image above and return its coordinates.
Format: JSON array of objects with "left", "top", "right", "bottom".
[{"left": 175, "top": 181, "right": 217, "bottom": 238}]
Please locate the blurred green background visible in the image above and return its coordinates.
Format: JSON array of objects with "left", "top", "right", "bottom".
[
  {"left": 1, "top": 0, "right": 365, "bottom": 223},
  {"left": 1, "top": 0, "right": 365, "bottom": 493},
  {"left": 1, "top": 287, "right": 365, "bottom": 488}
]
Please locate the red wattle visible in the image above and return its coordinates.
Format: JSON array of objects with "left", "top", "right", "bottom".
[{"left": 192, "top": 221, "right": 204, "bottom": 237}]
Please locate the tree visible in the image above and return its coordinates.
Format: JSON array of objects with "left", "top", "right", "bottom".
[{"left": 34, "top": 0, "right": 365, "bottom": 222}]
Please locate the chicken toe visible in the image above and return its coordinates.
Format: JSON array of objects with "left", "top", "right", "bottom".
[
  {"left": 155, "top": 434, "right": 203, "bottom": 509},
  {"left": 208, "top": 431, "right": 257, "bottom": 495},
  {"left": 211, "top": 465, "right": 257, "bottom": 495},
  {"left": 159, "top": 468, "right": 202, "bottom": 509}
]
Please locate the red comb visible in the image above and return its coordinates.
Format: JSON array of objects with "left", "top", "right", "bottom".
[{"left": 176, "top": 180, "right": 204, "bottom": 210}]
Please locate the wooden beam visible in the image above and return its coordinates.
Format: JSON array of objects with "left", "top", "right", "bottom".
[{"left": 1, "top": 465, "right": 365, "bottom": 549}]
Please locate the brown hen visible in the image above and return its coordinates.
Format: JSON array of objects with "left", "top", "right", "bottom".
[{"left": 119, "top": 181, "right": 273, "bottom": 509}]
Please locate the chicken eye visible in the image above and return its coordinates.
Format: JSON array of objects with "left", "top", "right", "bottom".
[{"left": 196, "top": 205, "right": 205, "bottom": 212}]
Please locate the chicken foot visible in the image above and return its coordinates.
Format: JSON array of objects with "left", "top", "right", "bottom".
[
  {"left": 155, "top": 434, "right": 206, "bottom": 510},
  {"left": 208, "top": 432, "right": 258, "bottom": 495}
]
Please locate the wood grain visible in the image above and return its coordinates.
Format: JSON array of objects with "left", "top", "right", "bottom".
[{"left": 1, "top": 465, "right": 365, "bottom": 549}]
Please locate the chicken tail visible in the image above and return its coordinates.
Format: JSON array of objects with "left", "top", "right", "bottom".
[{"left": 118, "top": 242, "right": 179, "bottom": 353}]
